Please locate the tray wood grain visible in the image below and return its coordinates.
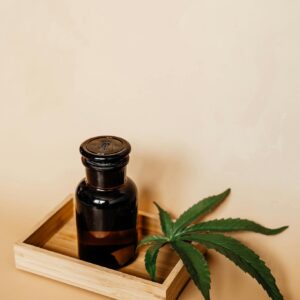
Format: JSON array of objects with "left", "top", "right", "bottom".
[{"left": 14, "top": 194, "right": 192, "bottom": 300}]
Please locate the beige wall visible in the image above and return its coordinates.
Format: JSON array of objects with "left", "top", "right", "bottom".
[{"left": 1, "top": 1, "right": 299, "bottom": 299}]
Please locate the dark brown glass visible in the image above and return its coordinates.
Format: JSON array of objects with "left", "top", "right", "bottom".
[{"left": 75, "top": 137, "right": 138, "bottom": 269}]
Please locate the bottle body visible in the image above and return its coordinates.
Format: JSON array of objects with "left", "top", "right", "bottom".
[{"left": 76, "top": 176, "right": 138, "bottom": 268}]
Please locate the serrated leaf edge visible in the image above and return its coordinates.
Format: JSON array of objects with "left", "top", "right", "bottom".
[{"left": 180, "top": 233, "right": 284, "bottom": 300}]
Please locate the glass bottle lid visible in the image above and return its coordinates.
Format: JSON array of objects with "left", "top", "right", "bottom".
[{"left": 80, "top": 136, "right": 131, "bottom": 170}]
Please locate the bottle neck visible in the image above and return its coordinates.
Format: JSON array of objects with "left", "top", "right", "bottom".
[{"left": 85, "top": 167, "right": 126, "bottom": 189}]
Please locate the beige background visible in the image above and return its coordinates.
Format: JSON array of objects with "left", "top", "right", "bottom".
[{"left": 1, "top": 1, "right": 299, "bottom": 299}]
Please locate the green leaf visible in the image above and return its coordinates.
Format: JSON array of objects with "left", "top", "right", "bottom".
[
  {"left": 138, "top": 235, "right": 168, "bottom": 248},
  {"left": 154, "top": 202, "right": 174, "bottom": 237},
  {"left": 181, "top": 233, "right": 284, "bottom": 300},
  {"left": 171, "top": 240, "right": 211, "bottom": 300},
  {"left": 173, "top": 188, "right": 231, "bottom": 234},
  {"left": 145, "top": 241, "right": 166, "bottom": 281},
  {"left": 182, "top": 218, "right": 288, "bottom": 235}
]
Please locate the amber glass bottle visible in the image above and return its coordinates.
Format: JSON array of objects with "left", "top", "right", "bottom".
[{"left": 76, "top": 136, "right": 138, "bottom": 269}]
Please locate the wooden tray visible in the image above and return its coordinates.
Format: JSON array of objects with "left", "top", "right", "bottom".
[{"left": 14, "top": 195, "right": 191, "bottom": 300}]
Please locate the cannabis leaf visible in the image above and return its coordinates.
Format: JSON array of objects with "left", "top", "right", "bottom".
[
  {"left": 171, "top": 240, "right": 211, "bottom": 300},
  {"left": 173, "top": 188, "right": 231, "bottom": 234},
  {"left": 145, "top": 241, "right": 166, "bottom": 281},
  {"left": 138, "top": 188, "right": 288, "bottom": 300},
  {"left": 179, "top": 233, "right": 283, "bottom": 300},
  {"left": 137, "top": 235, "right": 168, "bottom": 247},
  {"left": 184, "top": 218, "right": 288, "bottom": 235},
  {"left": 154, "top": 201, "right": 174, "bottom": 237}
]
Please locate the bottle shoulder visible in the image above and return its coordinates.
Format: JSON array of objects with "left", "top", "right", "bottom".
[{"left": 76, "top": 177, "right": 137, "bottom": 208}]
